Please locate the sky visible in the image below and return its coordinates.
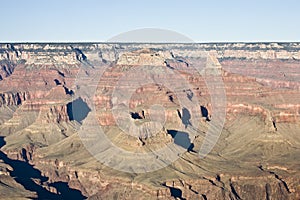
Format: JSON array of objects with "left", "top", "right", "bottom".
[{"left": 1, "top": 0, "right": 300, "bottom": 42}]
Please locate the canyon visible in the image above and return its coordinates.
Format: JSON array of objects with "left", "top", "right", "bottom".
[{"left": 0, "top": 42, "right": 300, "bottom": 199}]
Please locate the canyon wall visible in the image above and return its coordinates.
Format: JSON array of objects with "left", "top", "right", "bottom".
[{"left": 0, "top": 43, "right": 299, "bottom": 199}]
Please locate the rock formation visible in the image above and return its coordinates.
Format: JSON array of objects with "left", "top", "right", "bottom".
[{"left": 0, "top": 43, "right": 299, "bottom": 199}]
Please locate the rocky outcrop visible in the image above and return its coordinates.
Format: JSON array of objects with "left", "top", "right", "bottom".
[
  {"left": 1, "top": 43, "right": 300, "bottom": 67},
  {"left": 0, "top": 60, "right": 16, "bottom": 80},
  {"left": 163, "top": 174, "right": 300, "bottom": 200},
  {"left": 0, "top": 42, "right": 300, "bottom": 199},
  {"left": 117, "top": 48, "right": 172, "bottom": 66},
  {"left": 0, "top": 91, "right": 28, "bottom": 106}
]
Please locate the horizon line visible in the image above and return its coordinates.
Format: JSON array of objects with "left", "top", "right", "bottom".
[{"left": 1, "top": 41, "right": 300, "bottom": 44}]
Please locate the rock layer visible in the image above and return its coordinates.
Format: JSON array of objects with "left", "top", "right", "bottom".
[{"left": 0, "top": 43, "right": 299, "bottom": 199}]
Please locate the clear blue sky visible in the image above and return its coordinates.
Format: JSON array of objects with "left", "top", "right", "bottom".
[{"left": 1, "top": 0, "right": 299, "bottom": 42}]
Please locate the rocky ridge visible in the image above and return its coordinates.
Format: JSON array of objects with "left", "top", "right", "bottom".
[{"left": 0, "top": 43, "right": 299, "bottom": 199}]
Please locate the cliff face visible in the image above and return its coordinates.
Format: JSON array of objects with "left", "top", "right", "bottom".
[
  {"left": 0, "top": 43, "right": 300, "bottom": 199},
  {"left": 1, "top": 42, "right": 300, "bottom": 64}
]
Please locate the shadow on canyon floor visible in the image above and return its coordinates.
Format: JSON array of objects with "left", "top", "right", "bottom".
[
  {"left": 167, "top": 130, "right": 195, "bottom": 152},
  {"left": 162, "top": 182, "right": 186, "bottom": 200},
  {"left": 0, "top": 137, "right": 86, "bottom": 200},
  {"left": 67, "top": 97, "right": 91, "bottom": 124}
]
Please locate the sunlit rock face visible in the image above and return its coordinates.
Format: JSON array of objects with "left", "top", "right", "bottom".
[{"left": 0, "top": 43, "right": 300, "bottom": 199}]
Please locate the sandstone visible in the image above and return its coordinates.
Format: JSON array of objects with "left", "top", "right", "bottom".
[{"left": 0, "top": 43, "right": 299, "bottom": 199}]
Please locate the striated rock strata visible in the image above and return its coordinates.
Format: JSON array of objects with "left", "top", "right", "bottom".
[{"left": 0, "top": 43, "right": 299, "bottom": 199}]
